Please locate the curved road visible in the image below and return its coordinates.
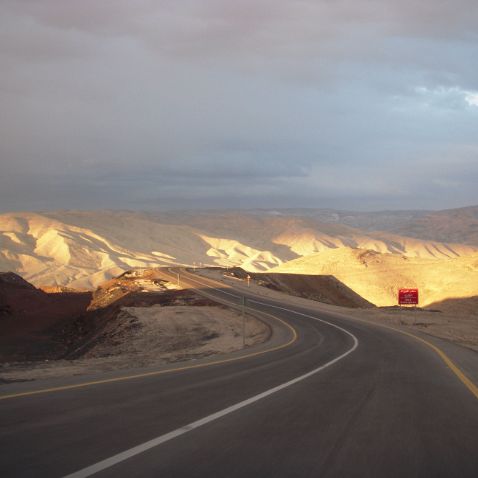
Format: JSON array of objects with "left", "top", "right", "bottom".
[{"left": 1, "top": 269, "right": 477, "bottom": 477}]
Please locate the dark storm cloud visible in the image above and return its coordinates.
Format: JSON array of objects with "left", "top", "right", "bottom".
[{"left": 1, "top": 0, "right": 477, "bottom": 211}]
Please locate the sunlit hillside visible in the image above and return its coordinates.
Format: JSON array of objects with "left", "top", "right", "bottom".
[
  {"left": 0, "top": 212, "right": 285, "bottom": 288},
  {"left": 272, "top": 248, "right": 478, "bottom": 307},
  {"left": 1, "top": 210, "right": 477, "bottom": 289}
]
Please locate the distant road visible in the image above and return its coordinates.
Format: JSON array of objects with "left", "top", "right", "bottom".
[{"left": 1, "top": 268, "right": 477, "bottom": 477}]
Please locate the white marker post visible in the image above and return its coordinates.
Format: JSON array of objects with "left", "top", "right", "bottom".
[
  {"left": 247, "top": 274, "right": 251, "bottom": 288},
  {"left": 242, "top": 296, "right": 246, "bottom": 348}
]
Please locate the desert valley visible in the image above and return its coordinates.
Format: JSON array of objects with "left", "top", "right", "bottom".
[
  {"left": 1, "top": 206, "right": 478, "bottom": 382},
  {"left": 2, "top": 206, "right": 478, "bottom": 303},
  {"left": 3, "top": 2, "right": 478, "bottom": 476}
]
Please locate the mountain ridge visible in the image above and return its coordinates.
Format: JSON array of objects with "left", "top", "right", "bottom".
[{"left": 1, "top": 208, "right": 477, "bottom": 289}]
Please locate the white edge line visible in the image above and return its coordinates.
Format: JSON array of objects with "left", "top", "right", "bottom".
[{"left": 63, "top": 273, "right": 358, "bottom": 478}]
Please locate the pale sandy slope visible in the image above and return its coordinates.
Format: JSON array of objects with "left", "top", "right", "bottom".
[
  {"left": 0, "top": 212, "right": 283, "bottom": 288},
  {"left": 272, "top": 248, "right": 478, "bottom": 307},
  {"left": 1, "top": 210, "right": 477, "bottom": 289}
]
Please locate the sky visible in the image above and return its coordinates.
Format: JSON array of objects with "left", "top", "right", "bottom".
[{"left": 1, "top": 0, "right": 477, "bottom": 212}]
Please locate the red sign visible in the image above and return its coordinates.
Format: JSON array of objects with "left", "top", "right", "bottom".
[{"left": 398, "top": 288, "right": 419, "bottom": 305}]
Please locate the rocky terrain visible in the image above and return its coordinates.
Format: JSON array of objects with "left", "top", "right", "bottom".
[
  {"left": 1, "top": 207, "right": 478, "bottom": 369},
  {"left": 1, "top": 207, "right": 477, "bottom": 289},
  {"left": 0, "top": 269, "right": 269, "bottom": 382}
]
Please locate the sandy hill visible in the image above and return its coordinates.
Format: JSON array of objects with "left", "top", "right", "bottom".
[
  {"left": 1, "top": 209, "right": 477, "bottom": 289},
  {"left": 252, "top": 208, "right": 431, "bottom": 231},
  {"left": 0, "top": 211, "right": 289, "bottom": 288},
  {"left": 235, "top": 206, "right": 478, "bottom": 245},
  {"left": 272, "top": 248, "right": 478, "bottom": 307},
  {"left": 390, "top": 206, "right": 478, "bottom": 246},
  {"left": 151, "top": 210, "right": 476, "bottom": 258}
]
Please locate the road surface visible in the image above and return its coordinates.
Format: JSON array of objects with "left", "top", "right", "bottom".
[{"left": 1, "top": 268, "right": 477, "bottom": 477}]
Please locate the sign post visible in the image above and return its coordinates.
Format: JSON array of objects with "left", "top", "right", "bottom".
[
  {"left": 398, "top": 288, "right": 419, "bottom": 307},
  {"left": 241, "top": 296, "right": 246, "bottom": 348}
]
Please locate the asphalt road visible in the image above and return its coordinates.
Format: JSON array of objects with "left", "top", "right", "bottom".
[{"left": 1, "top": 269, "right": 477, "bottom": 477}]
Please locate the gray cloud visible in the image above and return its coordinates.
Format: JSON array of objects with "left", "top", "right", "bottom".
[{"left": 1, "top": 0, "right": 477, "bottom": 212}]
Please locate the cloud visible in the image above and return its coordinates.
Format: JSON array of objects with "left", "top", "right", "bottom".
[
  {"left": 0, "top": 1, "right": 477, "bottom": 211},
  {"left": 465, "top": 92, "right": 478, "bottom": 107},
  {"left": 413, "top": 86, "right": 478, "bottom": 110}
]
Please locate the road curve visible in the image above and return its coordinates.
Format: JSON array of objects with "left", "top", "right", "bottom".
[{"left": 1, "top": 269, "right": 477, "bottom": 477}]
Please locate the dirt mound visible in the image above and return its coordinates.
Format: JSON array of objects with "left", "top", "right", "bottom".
[
  {"left": 0, "top": 269, "right": 211, "bottom": 363},
  {"left": 88, "top": 268, "right": 175, "bottom": 310},
  {"left": 426, "top": 295, "right": 478, "bottom": 317},
  {"left": 0, "top": 274, "right": 92, "bottom": 361},
  {"left": 0, "top": 268, "right": 267, "bottom": 367},
  {"left": 221, "top": 267, "right": 372, "bottom": 308},
  {"left": 0, "top": 268, "right": 199, "bottom": 362},
  {"left": 82, "top": 305, "right": 269, "bottom": 363},
  {"left": 253, "top": 273, "right": 374, "bottom": 308},
  {"left": 63, "top": 287, "right": 217, "bottom": 360},
  {"left": 0, "top": 272, "right": 36, "bottom": 289}
]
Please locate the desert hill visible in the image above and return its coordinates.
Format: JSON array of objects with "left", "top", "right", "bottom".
[
  {"left": 0, "top": 271, "right": 36, "bottom": 290},
  {"left": 252, "top": 208, "right": 430, "bottom": 231},
  {"left": 231, "top": 205, "right": 478, "bottom": 246},
  {"left": 222, "top": 268, "right": 374, "bottom": 308},
  {"left": 272, "top": 248, "right": 478, "bottom": 307},
  {"left": 427, "top": 295, "right": 478, "bottom": 317},
  {"left": 389, "top": 206, "right": 478, "bottom": 246},
  {"left": 0, "top": 273, "right": 91, "bottom": 361},
  {"left": 265, "top": 205, "right": 478, "bottom": 246},
  {"left": 0, "top": 269, "right": 269, "bottom": 370},
  {"left": 2, "top": 209, "right": 477, "bottom": 289}
]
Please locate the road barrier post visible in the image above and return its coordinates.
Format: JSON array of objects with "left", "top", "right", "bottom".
[{"left": 242, "top": 296, "right": 246, "bottom": 348}]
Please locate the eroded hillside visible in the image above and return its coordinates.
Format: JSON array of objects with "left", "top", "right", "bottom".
[{"left": 1, "top": 209, "right": 476, "bottom": 289}]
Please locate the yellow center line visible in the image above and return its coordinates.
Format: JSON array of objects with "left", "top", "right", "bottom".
[
  {"left": 171, "top": 268, "right": 478, "bottom": 401},
  {"left": 4, "top": 268, "right": 476, "bottom": 403},
  {"left": 0, "top": 300, "right": 298, "bottom": 402},
  {"left": 328, "top": 310, "right": 478, "bottom": 400},
  {"left": 389, "top": 325, "right": 478, "bottom": 399}
]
